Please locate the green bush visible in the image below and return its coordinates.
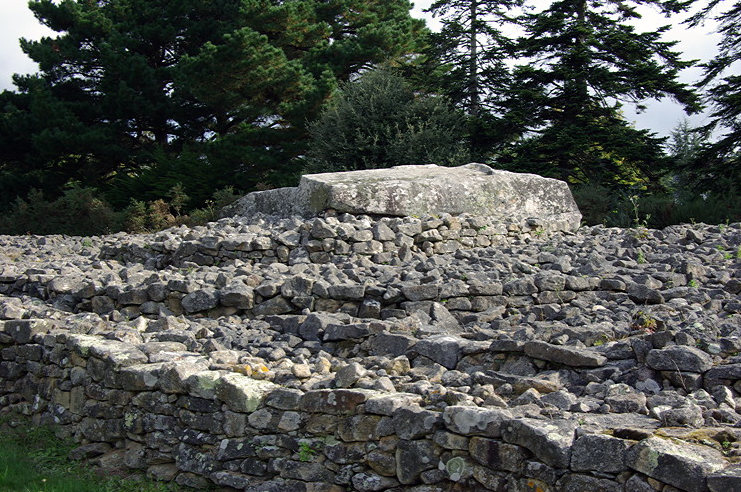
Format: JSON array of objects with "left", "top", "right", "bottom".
[
  {"left": 307, "top": 69, "right": 468, "bottom": 173},
  {"left": 0, "top": 184, "right": 120, "bottom": 236},
  {"left": 573, "top": 184, "right": 741, "bottom": 228},
  {"left": 186, "top": 186, "right": 241, "bottom": 226}
]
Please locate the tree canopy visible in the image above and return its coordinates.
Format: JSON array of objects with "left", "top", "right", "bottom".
[
  {"left": 0, "top": 0, "right": 426, "bottom": 207},
  {"left": 684, "top": 0, "right": 741, "bottom": 193},
  {"left": 498, "top": 0, "right": 701, "bottom": 186},
  {"left": 1, "top": 0, "right": 740, "bottom": 233}
]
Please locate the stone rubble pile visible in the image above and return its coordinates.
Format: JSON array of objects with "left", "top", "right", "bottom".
[{"left": 2, "top": 213, "right": 741, "bottom": 492}]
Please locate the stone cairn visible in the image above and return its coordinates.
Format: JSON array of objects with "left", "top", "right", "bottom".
[{"left": 1, "top": 164, "right": 740, "bottom": 492}]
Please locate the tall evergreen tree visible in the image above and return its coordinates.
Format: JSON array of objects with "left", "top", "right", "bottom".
[
  {"left": 686, "top": 0, "right": 741, "bottom": 192},
  {"left": 423, "top": 0, "right": 523, "bottom": 160},
  {"left": 0, "top": 0, "right": 425, "bottom": 208},
  {"left": 499, "top": 0, "right": 701, "bottom": 186}
]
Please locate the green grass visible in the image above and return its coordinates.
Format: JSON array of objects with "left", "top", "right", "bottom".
[{"left": 0, "top": 417, "right": 179, "bottom": 492}]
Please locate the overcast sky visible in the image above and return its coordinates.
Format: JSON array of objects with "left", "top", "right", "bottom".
[{"left": 0, "top": 0, "right": 723, "bottom": 137}]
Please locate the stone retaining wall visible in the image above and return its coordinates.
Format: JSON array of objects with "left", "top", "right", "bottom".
[
  {"left": 1, "top": 317, "right": 739, "bottom": 492},
  {"left": 99, "top": 213, "right": 547, "bottom": 268}
]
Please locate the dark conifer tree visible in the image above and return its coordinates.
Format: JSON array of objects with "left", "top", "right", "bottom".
[
  {"left": 686, "top": 0, "right": 741, "bottom": 192},
  {"left": 423, "top": 0, "right": 523, "bottom": 160},
  {"left": 500, "top": 0, "right": 701, "bottom": 187},
  {"left": 0, "top": 0, "right": 426, "bottom": 207}
]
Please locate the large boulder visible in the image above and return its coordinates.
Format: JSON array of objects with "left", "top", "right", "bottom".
[{"left": 223, "top": 163, "right": 581, "bottom": 231}]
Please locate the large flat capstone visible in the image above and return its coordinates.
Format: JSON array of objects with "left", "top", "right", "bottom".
[{"left": 223, "top": 163, "right": 582, "bottom": 231}]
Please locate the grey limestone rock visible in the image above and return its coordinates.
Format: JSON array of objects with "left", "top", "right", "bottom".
[
  {"left": 500, "top": 418, "right": 577, "bottom": 469},
  {"left": 181, "top": 289, "right": 219, "bottom": 314},
  {"left": 393, "top": 405, "right": 444, "bottom": 440},
  {"left": 646, "top": 345, "right": 714, "bottom": 373},
  {"left": 214, "top": 372, "right": 278, "bottom": 413},
  {"left": 443, "top": 406, "right": 512, "bottom": 437},
  {"left": 570, "top": 433, "right": 630, "bottom": 473},
  {"left": 523, "top": 340, "right": 607, "bottom": 367},
  {"left": 414, "top": 335, "right": 468, "bottom": 369},
  {"left": 223, "top": 163, "right": 582, "bottom": 232},
  {"left": 395, "top": 439, "right": 438, "bottom": 485},
  {"left": 708, "top": 466, "right": 741, "bottom": 492},
  {"left": 627, "top": 436, "right": 728, "bottom": 492}
]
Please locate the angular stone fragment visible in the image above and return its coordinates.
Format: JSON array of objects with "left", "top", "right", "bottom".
[
  {"left": 301, "top": 389, "right": 377, "bottom": 414},
  {"left": 414, "top": 335, "right": 467, "bottom": 369},
  {"left": 5, "top": 319, "right": 56, "bottom": 344},
  {"left": 401, "top": 284, "right": 440, "bottom": 301},
  {"left": 216, "top": 438, "right": 256, "bottom": 460},
  {"left": 351, "top": 472, "right": 400, "bottom": 492},
  {"left": 174, "top": 443, "right": 218, "bottom": 476},
  {"left": 627, "top": 437, "right": 728, "bottom": 492},
  {"left": 443, "top": 406, "right": 512, "bottom": 437},
  {"left": 271, "top": 458, "right": 335, "bottom": 482},
  {"left": 158, "top": 360, "right": 209, "bottom": 394},
  {"left": 371, "top": 333, "right": 416, "bottom": 357},
  {"left": 253, "top": 296, "right": 294, "bottom": 316},
  {"left": 219, "top": 281, "right": 254, "bottom": 309},
  {"left": 500, "top": 418, "right": 577, "bottom": 468},
  {"left": 393, "top": 405, "right": 443, "bottom": 440},
  {"left": 571, "top": 433, "right": 630, "bottom": 473},
  {"left": 117, "top": 363, "right": 163, "bottom": 391},
  {"left": 646, "top": 346, "right": 713, "bottom": 373},
  {"left": 323, "top": 323, "right": 370, "bottom": 342},
  {"left": 396, "top": 439, "right": 437, "bottom": 485},
  {"left": 210, "top": 471, "right": 257, "bottom": 490},
  {"left": 263, "top": 387, "right": 304, "bottom": 410},
  {"left": 215, "top": 373, "right": 277, "bottom": 413},
  {"left": 181, "top": 289, "right": 219, "bottom": 313},
  {"left": 469, "top": 437, "right": 528, "bottom": 472},
  {"left": 557, "top": 473, "right": 623, "bottom": 492},
  {"left": 523, "top": 340, "right": 606, "bottom": 367},
  {"left": 327, "top": 284, "right": 366, "bottom": 300},
  {"left": 708, "top": 466, "right": 741, "bottom": 492},
  {"left": 365, "top": 393, "right": 424, "bottom": 416},
  {"left": 628, "top": 283, "right": 665, "bottom": 304},
  {"left": 186, "top": 370, "right": 224, "bottom": 399}
]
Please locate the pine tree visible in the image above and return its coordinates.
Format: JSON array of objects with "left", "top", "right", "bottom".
[
  {"left": 422, "top": 0, "right": 523, "bottom": 160},
  {"left": 499, "top": 0, "right": 701, "bottom": 187},
  {"left": 686, "top": 0, "right": 741, "bottom": 192},
  {"left": 0, "top": 0, "right": 426, "bottom": 208}
]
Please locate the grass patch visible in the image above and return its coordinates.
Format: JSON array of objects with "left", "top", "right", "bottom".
[{"left": 0, "top": 416, "right": 179, "bottom": 492}]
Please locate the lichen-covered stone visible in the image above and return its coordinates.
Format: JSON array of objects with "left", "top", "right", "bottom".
[
  {"left": 627, "top": 436, "right": 728, "bottom": 492},
  {"left": 224, "top": 163, "right": 582, "bottom": 232},
  {"left": 300, "top": 389, "right": 377, "bottom": 414},
  {"left": 500, "top": 418, "right": 577, "bottom": 469},
  {"left": 570, "top": 433, "right": 630, "bottom": 473},
  {"left": 214, "top": 373, "right": 277, "bottom": 413},
  {"left": 443, "top": 406, "right": 512, "bottom": 437},
  {"left": 646, "top": 346, "right": 714, "bottom": 373},
  {"left": 395, "top": 439, "right": 438, "bottom": 485},
  {"left": 523, "top": 340, "right": 607, "bottom": 367}
]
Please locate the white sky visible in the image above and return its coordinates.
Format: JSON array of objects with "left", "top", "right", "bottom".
[{"left": 0, "top": 0, "right": 723, "bottom": 137}]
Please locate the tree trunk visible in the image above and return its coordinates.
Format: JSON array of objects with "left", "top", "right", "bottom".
[{"left": 469, "top": 0, "right": 479, "bottom": 117}]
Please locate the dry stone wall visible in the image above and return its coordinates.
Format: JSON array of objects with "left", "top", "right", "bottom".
[{"left": 2, "top": 213, "right": 741, "bottom": 492}]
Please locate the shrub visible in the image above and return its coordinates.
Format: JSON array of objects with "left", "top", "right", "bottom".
[
  {"left": 186, "top": 186, "right": 241, "bottom": 226},
  {"left": 307, "top": 69, "right": 468, "bottom": 173},
  {"left": 0, "top": 184, "right": 120, "bottom": 236},
  {"left": 572, "top": 184, "right": 741, "bottom": 228}
]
